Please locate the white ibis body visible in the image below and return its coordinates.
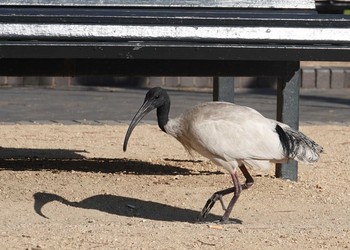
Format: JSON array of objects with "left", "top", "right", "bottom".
[{"left": 123, "top": 87, "right": 323, "bottom": 223}]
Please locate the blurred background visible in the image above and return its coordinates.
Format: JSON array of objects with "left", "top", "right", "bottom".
[{"left": 1, "top": 62, "right": 349, "bottom": 92}]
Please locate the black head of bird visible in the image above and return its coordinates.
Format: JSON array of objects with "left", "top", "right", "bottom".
[{"left": 123, "top": 87, "right": 170, "bottom": 152}]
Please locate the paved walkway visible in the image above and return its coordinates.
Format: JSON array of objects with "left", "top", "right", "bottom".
[{"left": 0, "top": 87, "right": 349, "bottom": 124}]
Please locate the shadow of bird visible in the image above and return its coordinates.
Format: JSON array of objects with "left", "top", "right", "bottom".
[{"left": 33, "top": 192, "right": 223, "bottom": 222}]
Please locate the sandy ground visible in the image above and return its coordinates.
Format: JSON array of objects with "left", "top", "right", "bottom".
[{"left": 0, "top": 123, "right": 349, "bottom": 249}]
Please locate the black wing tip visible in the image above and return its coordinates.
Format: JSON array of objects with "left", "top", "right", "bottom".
[
  {"left": 276, "top": 124, "right": 324, "bottom": 162},
  {"left": 275, "top": 124, "right": 290, "bottom": 157}
]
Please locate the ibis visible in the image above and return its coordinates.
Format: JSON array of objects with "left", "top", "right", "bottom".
[{"left": 123, "top": 87, "right": 323, "bottom": 223}]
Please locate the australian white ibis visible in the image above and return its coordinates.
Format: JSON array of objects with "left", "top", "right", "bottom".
[{"left": 123, "top": 87, "right": 323, "bottom": 223}]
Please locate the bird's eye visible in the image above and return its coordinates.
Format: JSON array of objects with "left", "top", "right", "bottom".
[{"left": 155, "top": 95, "right": 159, "bottom": 99}]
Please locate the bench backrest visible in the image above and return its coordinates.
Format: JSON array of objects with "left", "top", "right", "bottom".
[{"left": 0, "top": 0, "right": 316, "bottom": 9}]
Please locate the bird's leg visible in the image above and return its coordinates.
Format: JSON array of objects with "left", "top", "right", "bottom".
[
  {"left": 217, "top": 166, "right": 253, "bottom": 223},
  {"left": 199, "top": 165, "right": 254, "bottom": 221},
  {"left": 199, "top": 187, "right": 235, "bottom": 219},
  {"left": 220, "top": 172, "right": 242, "bottom": 223},
  {"left": 239, "top": 164, "right": 254, "bottom": 190}
]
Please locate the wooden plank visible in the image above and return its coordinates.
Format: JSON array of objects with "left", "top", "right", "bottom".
[
  {"left": 1, "top": 24, "right": 348, "bottom": 44},
  {"left": 0, "top": 0, "right": 316, "bottom": 9}
]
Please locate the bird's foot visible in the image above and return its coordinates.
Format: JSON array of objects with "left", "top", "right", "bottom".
[
  {"left": 195, "top": 218, "right": 242, "bottom": 225},
  {"left": 199, "top": 193, "right": 226, "bottom": 219},
  {"left": 217, "top": 218, "right": 243, "bottom": 225}
]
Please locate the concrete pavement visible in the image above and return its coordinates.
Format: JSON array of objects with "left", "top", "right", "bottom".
[{"left": 0, "top": 87, "right": 349, "bottom": 124}]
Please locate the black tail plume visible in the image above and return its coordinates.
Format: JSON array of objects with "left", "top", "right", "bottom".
[{"left": 275, "top": 125, "right": 323, "bottom": 163}]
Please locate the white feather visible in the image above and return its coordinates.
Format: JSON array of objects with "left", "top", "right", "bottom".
[{"left": 165, "top": 102, "right": 322, "bottom": 173}]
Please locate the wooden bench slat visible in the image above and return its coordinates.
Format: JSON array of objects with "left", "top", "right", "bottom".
[
  {"left": 1, "top": 23, "right": 349, "bottom": 45},
  {"left": 0, "top": 0, "right": 316, "bottom": 9},
  {"left": 0, "top": 8, "right": 348, "bottom": 27},
  {"left": 1, "top": 42, "right": 350, "bottom": 62}
]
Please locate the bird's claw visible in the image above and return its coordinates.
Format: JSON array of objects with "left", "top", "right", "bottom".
[
  {"left": 196, "top": 218, "right": 243, "bottom": 225},
  {"left": 218, "top": 196, "right": 227, "bottom": 211},
  {"left": 199, "top": 193, "right": 226, "bottom": 219},
  {"left": 218, "top": 218, "right": 243, "bottom": 224}
]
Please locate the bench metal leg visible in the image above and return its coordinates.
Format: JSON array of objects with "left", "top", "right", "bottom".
[
  {"left": 275, "top": 62, "right": 301, "bottom": 181},
  {"left": 213, "top": 77, "right": 235, "bottom": 102}
]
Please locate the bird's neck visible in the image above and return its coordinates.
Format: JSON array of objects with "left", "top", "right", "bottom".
[{"left": 157, "top": 100, "right": 170, "bottom": 133}]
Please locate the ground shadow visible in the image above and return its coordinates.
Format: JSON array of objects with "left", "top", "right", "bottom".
[
  {"left": 0, "top": 147, "right": 86, "bottom": 159},
  {"left": 33, "top": 192, "right": 224, "bottom": 223},
  {"left": 0, "top": 157, "right": 192, "bottom": 175},
  {"left": 241, "top": 88, "right": 350, "bottom": 107},
  {"left": 300, "top": 93, "right": 350, "bottom": 107},
  {"left": 0, "top": 148, "right": 196, "bottom": 175}
]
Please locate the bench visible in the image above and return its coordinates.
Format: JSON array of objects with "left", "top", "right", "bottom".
[{"left": 0, "top": 0, "right": 350, "bottom": 181}]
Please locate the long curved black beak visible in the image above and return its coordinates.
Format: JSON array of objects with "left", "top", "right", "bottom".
[{"left": 123, "top": 100, "right": 155, "bottom": 152}]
